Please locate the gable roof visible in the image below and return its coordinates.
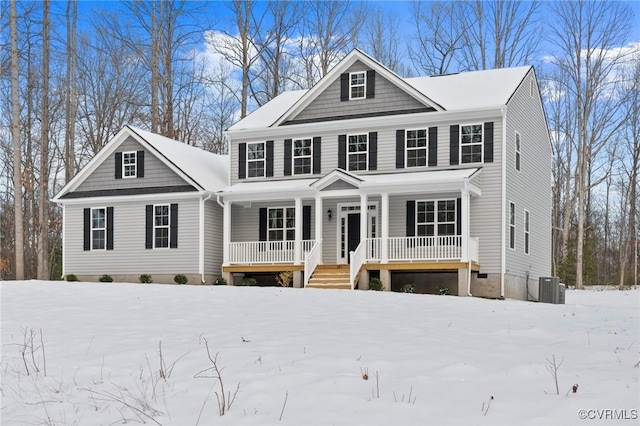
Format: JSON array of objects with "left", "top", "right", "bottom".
[
  {"left": 53, "top": 126, "right": 228, "bottom": 201},
  {"left": 227, "top": 50, "right": 532, "bottom": 131}
]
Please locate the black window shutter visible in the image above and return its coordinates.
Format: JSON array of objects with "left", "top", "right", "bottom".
[
  {"left": 368, "top": 132, "right": 377, "bottom": 171},
  {"left": 484, "top": 122, "right": 494, "bottom": 163},
  {"left": 137, "top": 150, "right": 145, "bottom": 178},
  {"left": 170, "top": 203, "right": 178, "bottom": 248},
  {"left": 450, "top": 125, "right": 460, "bottom": 165},
  {"left": 312, "top": 137, "right": 321, "bottom": 174},
  {"left": 303, "top": 206, "right": 311, "bottom": 240},
  {"left": 428, "top": 127, "right": 438, "bottom": 167},
  {"left": 115, "top": 152, "right": 122, "bottom": 179},
  {"left": 284, "top": 139, "right": 292, "bottom": 176},
  {"left": 338, "top": 134, "right": 347, "bottom": 169},
  {"left": 145, "top": 205, "right": 153, "bottom": 249},
  {"left": 366, "top": 70, "right": 375, "bottom": 99},
  {"left": 259, "top": 208, "right": 267, "bottom": 241},
  {"left": 456, "top": 198, "right": 462, "bottom": 236},
  {"left": 406, "top": 201, "right": 416, "bottom": 237},
  {"left": 340, "top": 73, "right": 349, "bottom": 101},
  {"left": 396, "top": 129, "right": 405, "bottom": 168},
  {"left": 106, "top": 207, "right": 114, "bottom": 250},
  {"left": 238, "top": 143, "right": 246, "bottom": 179},
  {"left": 83, "top": 208, "right": 91, "bottom": 251},
  {"left": 266, "top": 140, "right": 274, "bottom": 177}
]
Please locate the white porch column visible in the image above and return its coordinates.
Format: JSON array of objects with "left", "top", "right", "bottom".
[
  {"left": 223, "top": 201, "right": 231, "bottom": 264},
  {"left": 315, "top": 195, "right": 323, "bottom": 248},
  {"left": 294, "top": 197, "right": 303, "bottom": 265},
  {"left": 381, "top": 192, "right": 389, "bottom": 263},
  {"left": 461, "top": 188, "right": 470, "bottom": 262},
  {"left": 360, "top": 193, "right": 368, "bottom": 244}
]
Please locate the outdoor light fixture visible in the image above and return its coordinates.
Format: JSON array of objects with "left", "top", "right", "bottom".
[{"left": 327, "top": 209, "right": 333, "bottom": 221}]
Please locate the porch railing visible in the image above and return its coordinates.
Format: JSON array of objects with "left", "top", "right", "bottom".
[
  {"left": 387, "top": 235, "right": 463, "bottom": 261},
  {"left": 303, "top": 240, "right": 323, "bottom": 287},
  {"left": 349, "top": 240, "right": 368, "bottom": 290},
  {"left": 228, "top": 240, "right": 315, "bottom": 264}
]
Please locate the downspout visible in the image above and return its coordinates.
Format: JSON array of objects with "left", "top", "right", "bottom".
[
  {"left": 464, "top": 180, "right": 472, "bottom": 297},
  {"left": 500, "top": 107, "right": 507, "bottom": 299},
  {"left": 61, "top": 203, "right": 65, "bottom": 279},
  {"left": 200, "top": 193, "right": 213, "bottom": 284}
]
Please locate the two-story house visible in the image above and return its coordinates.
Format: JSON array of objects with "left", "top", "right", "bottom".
[
  {"left": 219, "top": 49, "right": 551, "bottom": 299},
  {"left": 53, "top": 126, "right": 229, "bottom": 284}
]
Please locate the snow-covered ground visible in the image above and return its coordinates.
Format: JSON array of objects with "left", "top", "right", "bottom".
[{"left": 1, "top": 280, "right": 638, "bottom": 425}]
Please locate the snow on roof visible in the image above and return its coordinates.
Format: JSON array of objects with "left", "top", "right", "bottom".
[
  {"left": 128, "top": 126, "right": 229, "bottom": 193},
  {"left": 228, "top": 66, "right": 531, "bottom": 130},
  {"left": 405, "top": 66, "right": 531, "bottom": 110},
  {"left": 220, "top": 177, "right": 317, "bottom": 196},
  {"left": 361, "top": 167, "right": 480, "bottom": 188},
  {"left": 227, "top": 90, "right": 307, "bottom": 131}
]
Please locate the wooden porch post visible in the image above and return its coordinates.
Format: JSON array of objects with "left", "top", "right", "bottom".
[
  {"left": 294, "top": 197, "right": 302, "bottom": 265},
  {"left": 360, "top": 193, "right": 368, "bottom": 246},
  {"left": 381, "top": 192, "right": 389, "bottom": 263},
  {"left": 315, "top": 195, "right": 323, "bottom": 262},
  {"left": 223, "top": 200, "right": 231, "bottom": 265}
]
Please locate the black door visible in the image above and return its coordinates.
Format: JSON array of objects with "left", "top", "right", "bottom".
[{"left": 347, "top": 213, "right": 361, "bottom": 261}]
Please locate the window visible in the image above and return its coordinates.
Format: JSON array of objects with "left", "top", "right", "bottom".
[
  {"left": 406, "top": 129, "right": 427, "bottom": 167},
  {"left": 247, "top": 142, "right": 265, "bottom": 178},
  {"left": 350, "top": 72, "right": 366, "bottom": 99},
  {"left": 460, "top": 124, "right": 483, "bottom": 163},
  {"left": 268, "top": 207, "right": 295, "bottom": 241},
  {"left": 515, "top": 132, "right": 521, "bottom": 171},
  {"left": 154, "top": 205, "right": 170, "bottom": 248},
  {"left": 416, "top": 200, "right": 456, "bottom": 236},
  {"left": 348, "top": 134, "right": 368, "bottom": 171},
  {"left": 293, "top": 138, "right": 312, "bottom": 175},
  {"left": 524, "top": 210, "right": 530, "bottom": 254},
  {"left": 509, "top": 202, "right": 516, "bottom": 250},
  {"left": 123, "top": 151, "right": 137, "bottom": 177},
  {"left": 91, "top": 208, "right": 106, "bottom": 250}
]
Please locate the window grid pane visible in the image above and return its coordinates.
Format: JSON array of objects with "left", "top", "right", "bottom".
[
  {"left": 91, "top": 208, "right": 106, "bottom": 250},
  {"left": 293, "top": 138, "right": 312, "bottom": 175},
  {"left": 154, "top": 205, "right": 170, "bottom": 248},
  {"left": 348, "top": 134, "right": 368, "bottom": 171},
  {"left": 267, "top": 208, "right": 295, "bottom": 241},
  {"left": 460, "top": 125, "right": 483, "bottom": 164},
  {"left": 350, "top": 72, "right": 365, "bottom": 99},
  {"left": 247, "top": 142, "right": 265, "bottom": 177},
  {"left": 123, "top": 152, "right": 137, "bottom": 177},
  {"left": 416, "top": 200, "right": 456, "bottom": 237}
]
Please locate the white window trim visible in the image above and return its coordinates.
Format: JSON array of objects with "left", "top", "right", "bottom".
[
  {"left": 524, "top": 209, "right": 530, "bottom": 255},
  {"left": 91, "top": 207, "right": 107, "bottom": 251},
  {"left": 509, "top": 201, "right": 516, "bottom": 250},
  {"left": 349, "top": 71, "right": 366, "bottom": 100},
  {"left": 246, "top": 142, "right": 266, "bottom": 178},
  {"left": 153, "top": 203, "right": 171, "bottom": 249},
  {"left": 459, "top": 123, "right": 484, "bottom": 164},
  {"left": 122, "top": 151, "right": 137, "bottom": 178},
  {"left": 405, "top": 128, "right": 428, "bottom": 168},
  {"left": 416, "top": 199, "right": 457, "bottom": 237},
  {"left": 267, "top": 206, "right": 295, "bottom": 241},
  {"left": 515, "top": 131, "right": 521, "bottom": 172},
  {"left": 293, "top": 138, "right": 313, "bottom": 175},
  {"left": 347, "top": 133, "right": 368, "bottom": 172}
]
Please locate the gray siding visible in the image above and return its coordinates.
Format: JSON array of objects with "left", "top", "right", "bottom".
[
  {"left": 204, "top": 199, "right": 223, "bottom": 278},
  {"left": 64, "top": 198, "right": 200, "bottom": 276},
  {"left": 504, "top": 69, "right": 552, "bottom": 284},
  {"left": 76, "top": 137, "right": 188, "bottom": 192},
  {"left": 322, "top": 180, "right": 358, "bottom": 191},
  {"left": 292, "top": 60, "right": 426, "bottom": 123}
]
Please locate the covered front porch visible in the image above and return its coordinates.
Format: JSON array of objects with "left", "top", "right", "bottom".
[{"left": 219, "top": 168, "right": 482, "bottom": 291}]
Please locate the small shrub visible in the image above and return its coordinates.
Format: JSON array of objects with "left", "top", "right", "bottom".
[
  {"left": 402, "top": 283, "right": 415, "bottom": 293},
  {"left": 139, "top": 274, "right": 153, "bottom": 283},
  {"left": 65, "top": 274, "right": 79, "bottom": 282},
  {"left": 242, "top": 277, "right": 257, "bottom": 286},
  {"left": 276, "top": 271, "right": 293, "bottom": 287},
  {"left": 369, "top": 277, "right": 383, "bottom": 291},
  {"left": 438, "top": 286, "right": 450, "bottom": 295},
  {"left": 99, "top": 274, "right": 113, "bottom": 283},
  {"left": 213, "top": 277, "right": 227, "bottom": 285},
  {"left": 174, "top": 274, "right": 188, "bottom": 285}
]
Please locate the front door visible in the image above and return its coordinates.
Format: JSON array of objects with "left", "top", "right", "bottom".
[
  {"left": 347, "top": 213, "right": 361, "bottom": 261},
  {"left": 337, "top": 203, "right": 378, "bottom": 264}
]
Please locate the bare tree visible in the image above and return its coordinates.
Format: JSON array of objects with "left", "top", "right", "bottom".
[
  {"left": 547, "top": 0, "right": 633, "bottom": 288},
  {"left": 64, "top": 0, "right": 78, "bottom": 184},
  {"left": 362, "top": 6, "right": 404, "bottom": 75},
  {"left": 10, "top": 0, "right": 24, "bottom": 280}
]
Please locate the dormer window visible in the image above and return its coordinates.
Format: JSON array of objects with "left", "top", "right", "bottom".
[
  {"left": 350, "top": 72, "right": 366, "bottom": 99},
  {"left": 123, "top": 151, "right": 137, "bottom": 177}
]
